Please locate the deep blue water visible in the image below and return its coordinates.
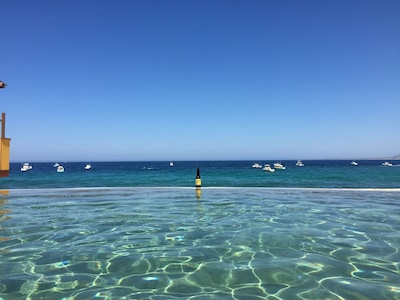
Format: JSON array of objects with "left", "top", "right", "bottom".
[{"left": 2, "top": 160, "right": 399, "bottom": 189}]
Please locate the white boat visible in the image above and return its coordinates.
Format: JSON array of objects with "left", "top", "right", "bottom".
[
  {"left": 273, "top": 162, "right": 286, "bottom": 170},
  {"left": 169, "top": 162, "right": 174, "bottom": 167},
  {"left": 252, "top": 163, "right": 262, "bottom": 169},
  {"left": 57, "top": 165, "right": 65, "bottom": 172},
  {"left": 84, "top": 164, "right": 92, "bottom": 170},
  {"left": 351, "top": 161, "right": 358, "bottom": 166},
  {"left": 21, "top": 163, "right": 32, "bottom": 172},
  {"left": 296, "top": 160, "right": 304, "bottom": 167},
  {"left": 382, "top": 161, "right": 393, "bottom": 167},
  {"left": 263, "top": 164, "right": 275, "bottom": 172}
]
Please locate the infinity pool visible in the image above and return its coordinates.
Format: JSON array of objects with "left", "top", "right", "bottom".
[{"left": 1, "top": 188, "right": 399, "bottom": 299}]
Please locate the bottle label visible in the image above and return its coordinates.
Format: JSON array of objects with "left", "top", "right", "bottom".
[{"left": 195, "top": 178, "right": 202, "bottom": 187}]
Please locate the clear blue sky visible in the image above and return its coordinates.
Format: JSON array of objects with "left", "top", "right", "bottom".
[{"left": 1, "top": 0, "right": 399, "bottom": 162}]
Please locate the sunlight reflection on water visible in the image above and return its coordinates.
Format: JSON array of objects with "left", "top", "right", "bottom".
[{"left": 0, "top": 188, "right": 399, "bottom": 299}]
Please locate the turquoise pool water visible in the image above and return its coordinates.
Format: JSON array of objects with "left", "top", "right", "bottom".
[{"left": 1, "top": 188, "right": 399, "bottom": 299}]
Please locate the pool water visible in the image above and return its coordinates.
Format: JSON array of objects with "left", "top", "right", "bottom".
[{"left": 1, "top": 188, "right": 400, "bottom": 299}]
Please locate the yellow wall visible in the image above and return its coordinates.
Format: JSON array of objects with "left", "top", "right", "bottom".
[{"left": 0, "top": 138, "right": 11, "bottom": 177}]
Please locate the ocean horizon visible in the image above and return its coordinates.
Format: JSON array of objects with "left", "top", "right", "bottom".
[{"left": 2, "top": 159, "right": 400, "bottom": 190}]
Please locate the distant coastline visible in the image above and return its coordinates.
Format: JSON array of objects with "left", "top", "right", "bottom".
[{"left": 369, "top": 154, "right": 400, "bottom": 160}]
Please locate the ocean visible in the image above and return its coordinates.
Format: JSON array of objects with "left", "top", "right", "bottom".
[
  {"left": 3, "top": 160, "right": 400, "bottom": 189},
  {"left": 1, "top": 160, "right": 400, "bottom": 299}
]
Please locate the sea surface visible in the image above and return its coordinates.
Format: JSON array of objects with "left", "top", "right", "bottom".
[
  {"left": 2, "top": 160, "right": 400, "bottom": 189},
  {"left": 1, "top": 160, "right": 400, "bottom": 299}
]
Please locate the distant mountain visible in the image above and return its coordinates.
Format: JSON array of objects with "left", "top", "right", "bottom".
[{"left": 367, "top": 154, "right": 400, "bottom": 160}]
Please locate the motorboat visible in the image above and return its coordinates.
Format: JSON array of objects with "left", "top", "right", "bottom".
[
  {"left": 57, "top": 165, "right": 65, "bottom": 172},
  {"left": 263, "top": 164, "right": 275, "bottom": 172},
  {"left": 351, "top": 161, "right": 358, "bottom": 166},
  {"left": 21, "top": 163, "right": 32, "bottom": 172},
  {"left": 296, "top": 160, "right": 304, "bottom": 167},
  {"left": 273, "top": 162, "right": 286, "bottom": 170},
  {"left": 252, "top": 163, "right": 262, "bottom": 169},
  {"left": 382, "top": 161, "right": 393, "bottom": 167},
  {"left": 84, "top": 164, "right": 92, "bottom": 170},
  {"left": 169, "top": 162, "right": 174, "bottom": 167}
]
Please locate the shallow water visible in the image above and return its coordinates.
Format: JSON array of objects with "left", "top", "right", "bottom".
[{"left": 1, "top": 188, "right": 399, "bottom": 299}]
